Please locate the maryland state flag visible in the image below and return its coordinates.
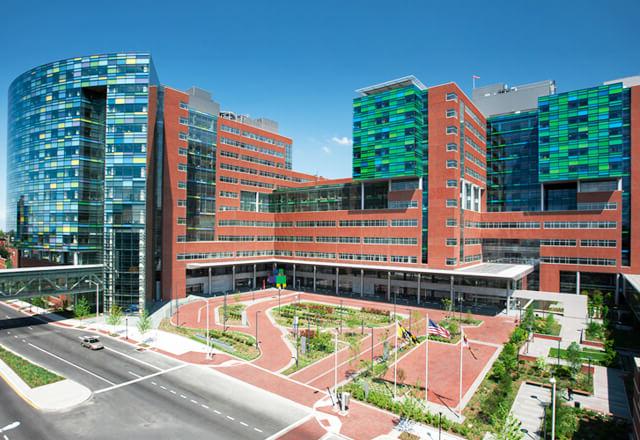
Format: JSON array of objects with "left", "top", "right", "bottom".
[{"left": 397, "top": 322, "right": 420, "bottom": 345}]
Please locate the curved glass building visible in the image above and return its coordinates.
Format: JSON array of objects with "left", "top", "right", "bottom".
[{"left": 7, "top": 52, "right": 158, "bottom": 308}]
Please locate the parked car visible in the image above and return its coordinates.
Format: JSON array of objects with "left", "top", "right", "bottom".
[
  {"left": 124, "top": 304, "right": 139, "bottom": 314},
  {"left": 80, "top": 335, "right": 104, "bottom": 350}
]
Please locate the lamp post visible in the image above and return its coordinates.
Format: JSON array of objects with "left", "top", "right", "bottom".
[
  {"left": 550, "top": 377, "right": 557, "bottom": 440},
  {"left": 370, "top": 326, "right": 374, "bottom": 371},
  {"left": 408, "top": 309, "right": 412, "bottom": 333},
  {"left": 85, "top": 279, "right": 100, "bottom": 320},
  {"left": 255, "top": 310, "right": 261, "bottom": 347},
  {"left": 334, "top": 328, "right": 339, "bottom": 399},
  {"left": 438, "top": 412, "right": 442, "bottom": 440},
  {"left": 125, "top": 316, "right": 129, "bottom": 340},
  {"left": 206, "top": 298, "right": 211, "bottom": 359},
  {"left": 278, "top": 288, "right": 281, "bottom": 316},
  {"left": 557, "top": 339, "right": 561, "bottom": 366},
  {"left": 393, "top": 291, "right": 397, "bottom": 321},
  {"left": 339, "top": 299, "right": 343, "bottom": 334}
]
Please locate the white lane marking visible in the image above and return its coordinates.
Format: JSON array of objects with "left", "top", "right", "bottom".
[
  {"left": 21, "top": 340, "right": 25, "bottom": 343},
  {"left": 94, "top": 365, "right": 186, "bottom": 394},
  {"left": 104, "top": 346, "right": 164, "bottom": 371},
  {"left": 201, "top": 404, "right": 209, "bottom": 409},
  {"left": 226, "top": 416, "right": 235, "bottom": 421},
  {"left": 170, "top": 390, "right": 176, "bottom": 394},
  {"left": 214, "top": 410, "right": 221, "bottom": 415},
  {"left": 190, "top": 399, "right": 198, "bottom": 404},
  {"left": 13, "top": 336, "right": 17, "bottom": 339},
  {"left": 180, "top": 394, "right": 187, "bottom": 399},
  {"left": 28, "top": 327, "right": 33, "bottom": 330},
  {"left": 240, "top": 422, "right": 248, "bottom": 427},
  {"left": 6, "top": 331, "right": 10, "bottom": 335},
  {"left": 151, "top": 381, "right": 157, "bottom": 386},
  {"left": 254, "top": 428, "right": 263, "bottom": 433},
  {"left": 128, "top": 371, "right": 141, "bottom": 378},
  {"left": 160, "top": 386, "right": 167, "bottom": 390},
  {"left": 27, "top": 342, "right": 116, "bottom": 386}
]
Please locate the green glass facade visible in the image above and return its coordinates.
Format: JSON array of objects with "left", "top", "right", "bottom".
[
  {"left": 538, "top": 82, "right": 630, "bottom": 182},
  {"left": 352, "top": 85, "right": 427, "bottom": 180},
  {"left": 7, "top": 52, "right": 157, "bottom": 308}
]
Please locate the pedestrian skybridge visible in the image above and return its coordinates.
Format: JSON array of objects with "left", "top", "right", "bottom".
[{"left": 0, "top": 264, "right": 103, "bottom": 300}]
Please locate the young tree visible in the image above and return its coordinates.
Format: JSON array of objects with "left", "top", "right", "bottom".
[
  {"left": 348, "top": 336, "right": 361, "bottom": 367},
  {"left": 137, "top": 309, "right": 152, "bottom": 340},
  {"left": 441, "top": 298, "right": 452, "bottom": 317},
  {"left": 566, "top": 342, "right": 582, "bottom": 378},
  {"left": 522, "top": 306, "right": 535, "bottom": 330},
  {"left": 74, "top": 297, "right": 91, "bottom": 320},
  {"left": 107, "top": 305, "right": 123, "bottom": 332},
  {"left": 493, "top": 410, "right": 525, "bottom": 440},
  {"left": 544, "top": 313, "right": 557, "bottom": 335}
]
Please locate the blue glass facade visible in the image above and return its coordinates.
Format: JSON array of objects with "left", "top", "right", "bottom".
[
  {"left": 7, "top": 53, "right": 157, "bottom": 308},
  {"left": 486, "top": 110, "right": 540, "bottom": 212}
]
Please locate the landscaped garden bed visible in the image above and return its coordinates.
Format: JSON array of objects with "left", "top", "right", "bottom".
[
  {"left": 273, "top": 302, "right": 394, "bottom": 329},
  {"left": 0, "top": 344, "right": 63, "bottom": 388},
  {"left": 159, "top": 319, "right": 259, "bottom": 361},
  {"left": 218, "top": 303, "right": 245, "bottom": 325}
]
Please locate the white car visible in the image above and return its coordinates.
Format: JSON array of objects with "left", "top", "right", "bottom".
[{"left": 80, "top": 335, "right": 104, "bottom": 350}]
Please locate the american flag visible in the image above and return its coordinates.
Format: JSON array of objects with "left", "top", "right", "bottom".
[{"left": 427, "top": 319, "right": 451, "bottom": 339}]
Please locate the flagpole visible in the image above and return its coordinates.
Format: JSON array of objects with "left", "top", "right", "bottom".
[
  {"left": 459, "top": 326, "right": 463, "bottom": 410},
  {"left": 394, "top": 320, "right": 398, "bottom": 400},
  {"left": 425, "top": 313, "right": 429, "bottom": 407}
]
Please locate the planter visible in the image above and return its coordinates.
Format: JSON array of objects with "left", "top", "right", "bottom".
[
  {"left": 524, "top": 380, "right": 591, "bottom": 396},
  {"left": 582, "top": 340, "right": 605, "bottom": 349},
  {"left": 518, "top": 354, "right": 538, "bottom": 362},
  {"left": 533, "top": 333, "right": 562, "bottom": 341}
]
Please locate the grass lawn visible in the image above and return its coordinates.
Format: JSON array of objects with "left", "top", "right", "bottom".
[
  {"left": 218, "top": 303, "right": 245, "bottom": 325},
  {"left": 548, "top": 346, "right": 610, "bottom": 366},
  {"left": 159, "top": 319, "right": 259, "bottom": 361},
  {"left": 0, "top": 344, "right": 63, "bottom": 388},
  {"left": 273, "top": 302, "right": 393, "bottom": 329}
]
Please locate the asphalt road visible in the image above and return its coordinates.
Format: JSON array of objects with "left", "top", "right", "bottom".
[{"left": 0, "top": 303, "right": 309, "bottom": 440}]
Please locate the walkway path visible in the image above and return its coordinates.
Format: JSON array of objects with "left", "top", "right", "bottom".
[{"left": 511, "top": 382, "right": 550, "bottom": 440}]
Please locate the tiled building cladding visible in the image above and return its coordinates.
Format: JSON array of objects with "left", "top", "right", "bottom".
[{"left": 7, "top": 54, "right": 640, "bottom": 306}]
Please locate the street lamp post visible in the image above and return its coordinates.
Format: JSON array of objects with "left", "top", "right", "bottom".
[
  {"left": 557, "top": 339, "right": 561, "bottom": 366},
  {"left": 340, "top": 300, "right": 343, "bottom": 334},
  {"left": 393, "top": 291, "right": 397, "bottom": 321},
  {"left": 255, "top": 310, "right": 261, "bottom": 348},
  {"left": 438, "top": 412, "right": 442, "bottom": 440},
  {"left": 125, "top": 317, "right": 129, "bottom": 340},
  {"left": 278, "top": 288, "right": 281, "bottom": 316},
  {"left": 334, "top": 328, "right": 339, "bottom": 399},
  {"left": 370, "top": 326, "right": 374, "bottom": 371},
  {"left": 206, "top": 298, "right": 211, "bottom": 359},
  {"left": 550, "top": 377, "right": 557, "bottom": 440}
]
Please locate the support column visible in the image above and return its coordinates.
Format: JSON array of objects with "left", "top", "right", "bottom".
[
  {"left": 313, "top": 266, "right": 317, "bottom": 292},
  {"left": 506, "top": 280, "right": 512, "bottom": 315},
  {"left": 361, "top": 182, "right": 365, "bottom": 210},
  {"left": 387, "top": 271, "right": 391, "bottom": 302},
  {"left": 360, "top": 269, "right": 364, "bottom": 298},
  {"left": 576, "top": 271, "right": 581, "bottom": 295},
  {"left": 232, "top": 265, "right": 236, "bottom": 292},
  {"left": 615, "top": 273, "right": 620, "bottom": 306},
  {"left": 417, "top": 273, "right": 421, "bottom": 305},
  {"left": 450, "top": 276, "right": 454, "bottom": 304},
  {"left": 253, "top": 264, "right": 256, "bottom": 290},
  {"left": 208, "top": 267, "right": 212, "bottom": 295},
  {"left": 335, "top": 267, "right": 339, "bottom": 296}
]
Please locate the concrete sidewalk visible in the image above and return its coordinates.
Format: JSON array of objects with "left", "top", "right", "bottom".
[{"left": 510, "top": 382, "right": 550, "bottom": 440}]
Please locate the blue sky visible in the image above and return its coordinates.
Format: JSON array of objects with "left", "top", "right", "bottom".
[{"left": 1, "top": 0, "right": 638, "bottom": 230}]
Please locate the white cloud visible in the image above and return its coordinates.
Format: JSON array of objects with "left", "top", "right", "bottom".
[
  {"left": 322, "top": 146, "right": 332, "bottom": 154},
  {"left": 331, "top": 136, "right": 352, "bottom": 146}
]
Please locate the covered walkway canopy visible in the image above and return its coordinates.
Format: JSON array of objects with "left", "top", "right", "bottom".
[{"left": 0, "top": 264, "right": 103, "bottom": 300}]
